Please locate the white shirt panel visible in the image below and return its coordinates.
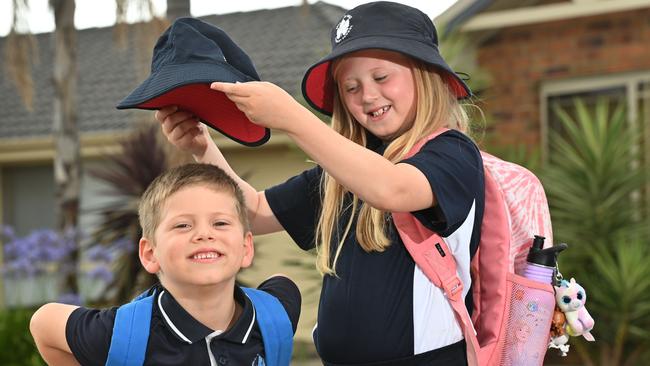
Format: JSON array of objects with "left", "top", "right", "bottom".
[{"left": 413, "top": 200, "right": 475, "bottom": 354}]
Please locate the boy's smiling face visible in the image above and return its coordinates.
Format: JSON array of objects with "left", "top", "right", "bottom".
[{"left": 139, "top": 184, "right": 253, "bottom": 292}]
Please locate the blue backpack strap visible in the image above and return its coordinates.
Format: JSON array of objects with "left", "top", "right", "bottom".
[
  {"left": 105, "top": 289, "right": 156, "bottom": 366},
  {"left": 242, "top": 287, "right": 293, "bottom": 366}
]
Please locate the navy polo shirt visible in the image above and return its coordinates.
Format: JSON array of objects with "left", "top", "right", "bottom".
[
  {"left": 65, "top": 276, "right": 301, "bottom": 366},
  {"left": 265, "top": 130, "right": 484, "bottom": 365}
]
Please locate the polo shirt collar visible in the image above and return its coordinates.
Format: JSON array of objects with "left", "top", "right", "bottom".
[{"left": 156, "top": 286, "right": 256, "bottom": 345}]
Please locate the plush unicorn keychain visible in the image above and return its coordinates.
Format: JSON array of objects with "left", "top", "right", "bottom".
[
  {"left": 549, "top": 277, "right": 596, "bottom": 356},
  {"left": 555, "top": 278, "right": 595, "bottom": 340}
]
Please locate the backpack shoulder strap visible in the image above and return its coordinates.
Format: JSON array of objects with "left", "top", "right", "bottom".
[
  {"left": 105, "top": 290, "right": 156, "bottom": 366},
  {"left": 242, "top": 287, "right": 293, "bottom": 366},
  {"left": 403, "top": 128, "right": 449, "bottom": 159},
  {"left": 392, "top": 212, "right": 481, "bottom": 366},
  {"left": 392, "top": 128, "right": 482, "bottom": 366}
]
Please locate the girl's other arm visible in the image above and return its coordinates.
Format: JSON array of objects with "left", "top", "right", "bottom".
[
  {"left": 155, "top": 106, "right": 282, "bottom": 235},
  {"left": 30, "top": 303, "right": 81, "bottom": 366},
  {"left": 211, "top": 82, "right": 434, "bottom": 212}
]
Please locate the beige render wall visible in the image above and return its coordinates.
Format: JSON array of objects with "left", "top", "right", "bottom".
[{"left": 221, "top": 140, "right": 321, "bottom": 342}]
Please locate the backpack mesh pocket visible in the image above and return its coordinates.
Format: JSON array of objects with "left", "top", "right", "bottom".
[{"left": 499, "top": 274, "right": 555, "bottom": 366}]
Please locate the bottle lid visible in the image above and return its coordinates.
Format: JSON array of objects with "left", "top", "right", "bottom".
[{"left": 527, "top": 236, "right": 568, "bottom": 267}]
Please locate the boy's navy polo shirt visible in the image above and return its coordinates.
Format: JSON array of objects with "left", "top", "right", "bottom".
[
  {"left": 265, "top": 130, "right": 484, "bottom": 365},
  {"left": 65, "top": 276, "right": 300, "bottom": 366}
]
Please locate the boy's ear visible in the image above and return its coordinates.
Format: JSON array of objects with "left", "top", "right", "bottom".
[
  {"left": 139, "top": 237, "right": 160, "bottom": 274},
  {"left": 240, "top": 232, "right": 254, "bottom": 269}
]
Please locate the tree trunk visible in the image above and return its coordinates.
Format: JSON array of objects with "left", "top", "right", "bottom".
[
  {"left": 166, "top": 0, "right": 190, "bottom": 20},
  {"left": 51, "top": 0, "right": 80, "bottom": 297}
]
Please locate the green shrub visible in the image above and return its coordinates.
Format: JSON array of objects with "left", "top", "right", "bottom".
[
  {"left": 0, "top": 308, "right": 45, "bottom": 366},
  {"left": 542, "top": 97, "right": 650, "bottom": 365}
]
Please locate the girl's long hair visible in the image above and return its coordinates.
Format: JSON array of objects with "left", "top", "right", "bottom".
[{"left": 315, "top": 59, "right": 470, "bottom": 275}]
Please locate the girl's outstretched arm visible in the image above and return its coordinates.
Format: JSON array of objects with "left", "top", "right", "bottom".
[
  {"left": 155, "top": 106, "right": 282, "bottom": 234},
  {"left": 212, "top": 82, "right": 435, "bottom": 212}
]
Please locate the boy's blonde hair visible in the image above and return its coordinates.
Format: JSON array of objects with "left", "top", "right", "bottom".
[
  {"left": 315, "top": 58, "right": 470, "bottom": 275},
  {"left": 138, "top": 163, "right": 250, "bottom": 241}
]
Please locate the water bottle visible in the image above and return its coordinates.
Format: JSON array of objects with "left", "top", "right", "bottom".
[{"left": 521, "top": 235, "right": 567, "bottom": 284}]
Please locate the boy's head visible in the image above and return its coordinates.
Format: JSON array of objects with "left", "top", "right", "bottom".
[
  {"left": 139, "top": 163, "right": 250, "bottom": 240},
  {"left": 137, "top": 163, "right": 253, "bottom": 291}
]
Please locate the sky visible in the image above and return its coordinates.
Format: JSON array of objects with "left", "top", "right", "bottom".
[{"left": 0, "top": 0, "right": 457, "bottom": 36}]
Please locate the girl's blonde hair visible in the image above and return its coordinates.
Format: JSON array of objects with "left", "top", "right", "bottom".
[{"left": 315, "top": 57, "right": 470, "bottom": 275}]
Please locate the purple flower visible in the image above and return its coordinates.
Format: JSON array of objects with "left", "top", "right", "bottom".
[
  {"left": 112, "top": 237, "right": 136, "bottom": 253},
  {"left": 58, "top": 293, "right": 82, "bottom": 306},
  {"left": 2, "top": 227, "right": 82, "bottom": 277},
  {"left": 3, "top": 256, "right": 44, "bottom": 277},
  {"left": 85, "top": 245, "right": 114, "bottom": 263},
  {"left": 86, "top": 266, "right": 114, "bottom": 284},
  {"left": 42, "top": 244, "right": 69, "bottom": 262},
  {"left": 2, "top": 226, "right": 121, "bottom": 305},
  {"left": 1, "top": 225, "right": 15, "bottom": 241}
]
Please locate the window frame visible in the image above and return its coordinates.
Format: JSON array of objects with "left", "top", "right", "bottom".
[{"left": 540, "top": 70, "right": 650, "bottom": 163}]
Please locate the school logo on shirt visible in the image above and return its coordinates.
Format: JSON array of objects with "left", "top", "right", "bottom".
[{"left": 335, "top": 15, "right": 353, "bottom": 43}]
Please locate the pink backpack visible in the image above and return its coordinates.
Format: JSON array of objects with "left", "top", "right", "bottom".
[{"left": 392, "top": 129, "right": 555, "bottom": 366}]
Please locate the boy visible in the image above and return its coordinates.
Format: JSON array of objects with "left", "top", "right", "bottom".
[{"left": 30, "top": 163, "right": 301, "bottom": 365}]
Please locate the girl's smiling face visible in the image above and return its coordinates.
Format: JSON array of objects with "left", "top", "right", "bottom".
[{"left": 335, "top": 49, "right": 417, "bottom": 141}]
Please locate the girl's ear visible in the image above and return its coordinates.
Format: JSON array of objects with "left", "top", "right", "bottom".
[
  {"left": 139, "top": 237, "right": 160, "bottom": 274},
  {"left": 240, "top": 232, "right": 255, "bottom": 269}
]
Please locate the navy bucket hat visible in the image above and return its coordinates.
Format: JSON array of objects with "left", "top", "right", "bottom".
[
  {"left": 302, "top": 1, "right": 472, "bottom": 116},
  {"left": 117, "top": 17, "right": 270, "bottom": 146}
]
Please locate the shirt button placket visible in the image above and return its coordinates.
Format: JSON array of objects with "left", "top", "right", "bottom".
[{"left": 205, "top": 331, "right": 224, "bottom": 366}]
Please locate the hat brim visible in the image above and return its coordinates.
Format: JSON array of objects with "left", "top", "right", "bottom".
[
  {"left": 302, "top": 36, "right": 472, "bottom": 116},
  {"left": 117, "top": 63, "right": 270, "bottom": 147}
]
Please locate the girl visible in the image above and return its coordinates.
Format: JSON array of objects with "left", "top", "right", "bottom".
[{"left": 156, "top": 2, "right": 484, "bottom": 365}]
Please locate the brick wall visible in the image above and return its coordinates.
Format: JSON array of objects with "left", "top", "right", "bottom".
[{"left": 476, "top": 8, "right": 650, "bottom": 147}]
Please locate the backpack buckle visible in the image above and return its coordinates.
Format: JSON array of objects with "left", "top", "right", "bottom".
[{"left": 442, "top": 276, "right": 463, "bottom": 302}]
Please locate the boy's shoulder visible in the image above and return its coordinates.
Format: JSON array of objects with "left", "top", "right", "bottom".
[
  {"left": 66, "top": 277, "right": 301, "bottom": 365},
  {"left": 254, "top": 275, "right": 302, "bottom": 332}
]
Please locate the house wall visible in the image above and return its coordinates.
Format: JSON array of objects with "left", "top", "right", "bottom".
[{"left": 476, "top": 8, "right": 650, "bottom": 147}]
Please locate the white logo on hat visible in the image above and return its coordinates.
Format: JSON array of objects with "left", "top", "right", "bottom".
[{"left": 335, "top": 15, "right": 353, "bottom": 43}]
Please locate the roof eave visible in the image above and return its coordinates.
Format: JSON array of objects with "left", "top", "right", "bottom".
[{"left": 461, "top": 0, "right": 650, "bottom": 32}]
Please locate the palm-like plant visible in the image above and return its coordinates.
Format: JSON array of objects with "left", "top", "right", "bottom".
[
  {"left": 545, "top": 98, "right": 648, "bottom": 251},
  {"left": 584, "top": 240, "right": 650, "bottom": 366},
  {"left": 542, "top": 97, "right": 650, "bottom": 365},
  {"left": 89, "top": 123, "right": 170, "bottom": 304}
]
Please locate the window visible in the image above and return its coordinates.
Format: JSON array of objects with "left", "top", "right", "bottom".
[
  {"left": 541, "top": 71, "right": 650, "bottom": 218},
  {"left": 2, "top": 164, "right": 55, "bottom": 236},
  {"left": 541, "top": 71, "right": 650, "bottom": 162},
  {"left": 1, "top": 162, "right": 118, "bottom": 306},
  {"left": 546, "top": 87, "right": 625, "bottom": 139}
]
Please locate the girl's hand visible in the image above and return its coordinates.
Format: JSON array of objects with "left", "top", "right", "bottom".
[
  {"left": 211, "top": 81, "right": 303, "bottom": 133},
  {"left": 154, "top": 106, "right": 211, "bottom": 158}
]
